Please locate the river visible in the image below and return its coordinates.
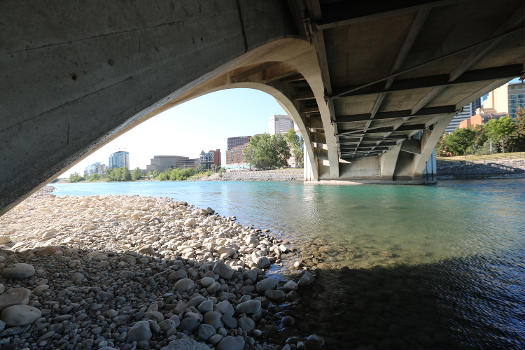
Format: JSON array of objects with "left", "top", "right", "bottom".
[{"left": 52, "top": 179, "right": 525, "bottom": 349}]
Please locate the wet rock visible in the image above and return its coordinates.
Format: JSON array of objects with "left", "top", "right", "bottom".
[
  {"left": 2, "top": 263, "right": 35, "bottom": 279},
  {"left": 217, "top": 336, "right": 245, "bottom": 350},
  {"left": 127, "top": 320, "right": 152, "bottom": 342},
  {"left": 0, "top": 287, "right": 31, "bottom": 310},
  {"left": 236, "top": 300, "right": 261, "bottom": 314},
  {"left": 256, "top": 277, "right": 277, "bottom": 293},
  {"left": 0, "top": 305, "right": 41, "bottom": 326}
]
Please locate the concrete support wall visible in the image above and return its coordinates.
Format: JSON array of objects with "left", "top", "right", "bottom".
[
  {"left": 0, "top": 0, "right": 297, "bottom": 214},
  {"left": 380, "top": 144, "right": 402, "bottom": 180}
]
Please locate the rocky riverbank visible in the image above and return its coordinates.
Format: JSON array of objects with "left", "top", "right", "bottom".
[
  {"left": 0, "top": 188, "right": 321, "bottom": 350},
  {"left": 437, "top": 158, "right": 525, "bottom": 179},
  {"left": 219, "top": 169, "right": 303, "bottom": 182}
]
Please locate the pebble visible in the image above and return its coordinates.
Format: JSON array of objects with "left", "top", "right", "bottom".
[
  {"left": 0, "top": 288, "right": 31, "bottom": 310},
  {"left": 161, "top": 337, "right": 211, "bottom": 350},
  {"left": 256, "top": 277, "right": 277, "bottom": 293},
  {"left": 217, "top": 335, "right": 245, "bottom": 350},
  {"left": 265, "top": 289, "right": 286, "bottom": 302},
  {"left": 0, "top": 305, "right": 41, "bottom": 326},
  {"left": 212, "top": 262, "right": 233, "bottom": 280},
  {"left": 203, "top": 311, "right": 223, "bottom": 329},
  {"left": 236, "top": 300, "right": 261, "bottom": 314},
  {"left": 126, "top": 320, "right": 152, "bottom": 342},
  {"left": 198, "top": 323, "right": 216, "bottom": 340},
  {"left": 216, "top": 300, "right": 234, "bottom": 316},
  {"left": 282, "top": 280, "right": 298, "bottom": 291},
  {"left": 174, "top": 278, "right": 195, "bottom": 292},
  {"left": 238, "top": 316, "right": 255, "bottom": 333},
  {"left": 197, "top": 300, "right": 213, "bottom": 313},
  {"left": 1, "top": 263, "right": 35, "bottom": 279},
  {"left": 298, "top": 271, "right": 314, "bottom": 286}
]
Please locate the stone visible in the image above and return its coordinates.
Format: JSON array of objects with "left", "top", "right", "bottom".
[
  {"left": 71, "top": 272, "right": 85, "bottom": 284},
  {"left": 305, "top": 334, "right": 324, "bottom": 349},
  {"left": 180, "top": 317, "right": 200, "bottom": 333},
  {"left": 169, "top": 269, "right": 188, "bottom": 281},
  {"left": 298, "top": 271, "right": 313, "bottom": 286},
  {"left": 145, "top": 310, "right": 164, "bottom": 322},
  {"left": 161, "top": 338, "right": 211, "bottom": 350},
  {"left": 0, "top": 305, "right": 41, "bottom": 326},
  {"left": 281, "top": 316, "right": 295, "bottom": 327},
  {"left": 253, "top": 256, "right": 271, "bottom": 269},
  {"left": 282, "top": 280, "right": 298, "bottom": 291},
  {"left": 203, "top": 311, "right": 223, "bottom": 329},
  {"left": 0, "top": 284, "right": 4, "bottom": 294},
  {"left": 213, "top": 261, "right": 233, "bottom": 280},
  {"left": 206, "top": 282, "right": 221, "bottom": 294},
  {"left": 221, "top": 314, "right": 238, "bottom": 329},
  {"left": 199, "top": 277, "right": 215, "bottom": 288},
  {"left": 236, "top": 300, "right": 261, "bottom": 314},
  {"left": 238, "top": 316, "right": 255, "bottom": 333},
  {"left": 197, "top": 300, "right": 213, "bottom": 313},
  {"left": 265, "top": 289, "right": 285, "bottom": 302},
  {"left": 217, "top": 336, "right": 245, "bottom": 350},
  {"left": 216, "top": 300, "right": 234, "bottom": 316},
  {"left": 188, "top": 295, "right": 206, "bottom": 307},
  {"left": 159, "top": 319, "right": 178, "bottom": 333},
  {"left": 127, "top": 320, "right": 152, "bottom": 342},
  {"left": 242, "top": 269, "right": 257, "bottom": 282},
  {"left": 32, "top": 284, "right": 49, "bottom": 296},
  {"left": 174, "top": 278, "right": 195, "bottom": 292},
  {"left": 208, "top": 334, "right": 223, "bottom": 345},
  {"left": 0, "top": 288, "right": 31, "bottom": 310},
  {"left": 256, "top": 278, "right": 277, "bottom": 293},
  {"left": 0, "top": 236, "right": 11, "bottom": 244},
  {"left": 198, "top": 323, "right": 216, "bottom": 341},
  {"left": 2, "top": 263, "right": 35, "bottom": 279}
]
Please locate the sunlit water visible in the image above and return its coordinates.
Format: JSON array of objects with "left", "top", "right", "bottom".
[{"left": 52, "top": 179, "right": 525, "bottom": 348}]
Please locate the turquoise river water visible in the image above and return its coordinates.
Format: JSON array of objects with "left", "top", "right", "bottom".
[{"left": 52, "top": 179, "right": 525, "bottom": 349}]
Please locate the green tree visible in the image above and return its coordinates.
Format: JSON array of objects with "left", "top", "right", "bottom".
[
  {"left": 443, "top": 128, "right": 477, "bottom": 155},
  {"left": 484, "top": 116, "right": 516, "bottom": 153},
  {"left": 87, "top": 173, "right": 100, "bottom": 182},
  {"left": 245, "top": 133, "right": 290, "bottom": 169},
  {"left": 131, "top": 167, "right": 143, "bottom": 181},
  {"left": 68, "top": 172, "right": 84, "bottom": 183},
  {"left": 284, "top": 128, "right": 304, "bottom": 167}
]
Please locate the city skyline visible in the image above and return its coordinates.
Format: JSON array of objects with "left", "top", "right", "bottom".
[{"left": 61, "top": 88, "right": 286, "bottom": 176}]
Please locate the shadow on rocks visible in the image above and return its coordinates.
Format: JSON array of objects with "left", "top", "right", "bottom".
[{"left": 0, "top": 245, "right": 318, "bottom": 350}]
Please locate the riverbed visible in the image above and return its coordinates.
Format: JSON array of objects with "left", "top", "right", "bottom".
[{"left": 48, "top": 179, "right": 525, "bottom": 349}]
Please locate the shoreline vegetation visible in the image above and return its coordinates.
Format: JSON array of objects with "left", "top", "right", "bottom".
[{"left": 0, "top": 187, "right": 322, "bottom": 350}]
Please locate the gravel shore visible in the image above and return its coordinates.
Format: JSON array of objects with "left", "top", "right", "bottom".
[{"left": 0, "top": 188, "right": 321, "bottom": 350}]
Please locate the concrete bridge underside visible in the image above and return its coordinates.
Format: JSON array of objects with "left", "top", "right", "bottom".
[{"left": 1, "top": 0, "right": 524, "bottom": 215}]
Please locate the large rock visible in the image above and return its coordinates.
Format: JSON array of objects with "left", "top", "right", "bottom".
[
  {"left": 253, "top": 256, "right": 271, "bottom": 269},
  {"left": 197, "top": 300, "right": 213, "bottom": 313},
  {"left": 256, "top": 278, "right": 277, "bottom": 293},
  {"left": 180, "top": 317, "right": 200, "bottom": 333},
  {"left": 174, "top": 278, "right": 195, "bottom": 292},
  {"left": 217, "top": 336, "right": 245, "bottom": 350},
  {"left": 298, "top": 271, "right": 313, "bottom": 286},
  {"left": 213, "top": 261, "right": 233, "bottom": 280},
  {"left": 0, "top": 305, "right": 41, "bottom": 326},
  {"left": 161, "top": 337, "right": 211, "bottom": 350},
  {"left": 199, "top": 277, "right": 215, "bottom": 288},
  {"left": 236, "top": 300, "right": 261, "bottom": 314},
  {"left": 127, "top": 320, "right": 152, "bottom": 342},
  {"left": 2, "top": 263, "right": 35, "bottom": 279},
  {"left": 0, "top": 288, "right": 31, "bottom": 310},
  {"left": 265, "top": 290, "right": 285, "bottom": 302},
  {"left": 282, "top": 280, "right": 298, "bottom": 291}
]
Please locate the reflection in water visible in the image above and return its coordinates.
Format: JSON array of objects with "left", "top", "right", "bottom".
[{"left": 53, "top": 179, "right": 525, "bottom": 348}]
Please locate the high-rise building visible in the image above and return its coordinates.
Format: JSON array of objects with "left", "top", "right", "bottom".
[
  {"left": 445, "top": 103, "right": 473, "bottom": 134},
  {"left": 227, "top": 136, "right": 251, "bottom": 150},
  {"left": 108, "top": 151, "right": 129, "bottom": 169},
  {"left": 508, "top": 82, "right": 525, "bottom": 118},
  {"left": 200, "top": 149, "right": 221, "bottom": 169},
  {"left": 146, "top": 155, "right": 200, "bottom": 172},
  {"left": 482, "top": 83, "right": 510, "bottom": 114},
  {"left": 269, "top": 115, "right": 294, "bottom": 135},
  {"left": 84, "top": 162, "right": 107, "bottom": 176}
]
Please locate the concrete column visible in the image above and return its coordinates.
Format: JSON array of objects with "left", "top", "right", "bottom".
[
  {"left": 379, "top": 144, "right": 402, "bottom": 179},
  {"left": 412, "top": 115, "right": 454, "bottom": 177}
]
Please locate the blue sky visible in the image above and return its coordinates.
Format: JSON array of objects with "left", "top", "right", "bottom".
[{"left": 61, "top": 88, "right": 286, "bottom": 176}]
